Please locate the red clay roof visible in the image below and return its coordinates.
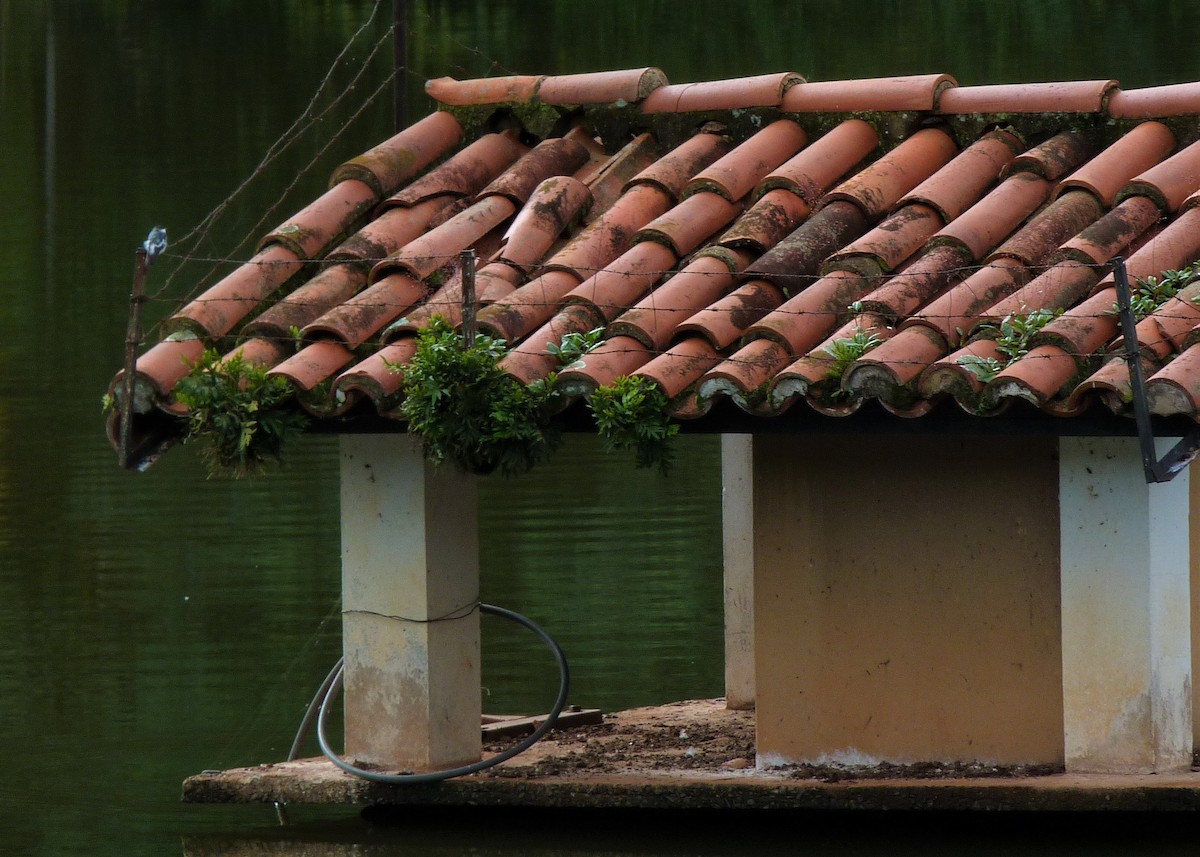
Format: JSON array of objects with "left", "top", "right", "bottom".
[{"left": 109, "top": 70, "right": 1200, "bottom": 465}]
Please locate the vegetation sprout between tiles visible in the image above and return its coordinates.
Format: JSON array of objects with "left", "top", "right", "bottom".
[
  {"left": 173, "top": 349, "right": 310, "bottom": 479},
  {"left": 396, "top": 318, "right": 679, "bottom": 477}
]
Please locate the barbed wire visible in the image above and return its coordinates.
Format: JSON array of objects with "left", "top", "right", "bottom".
[
  {"left": 147, "top": 0, "right": 528, "bottom": 338},
  {"left": 124, "top": 3, "right": 1200, "bottom": 401},
  {"left": 132, "top": 256, "right": 1200, "bottom": 325},
  {"left": 158, "top": 0, "right": 393, "bottom": 302},
  {"left": 146, "top": 252, "right": 1190, "bottom": 281}
]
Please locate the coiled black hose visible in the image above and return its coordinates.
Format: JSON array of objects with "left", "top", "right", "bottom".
[{"left": 290, "top": 603, "right": 570, "bottom": 785}]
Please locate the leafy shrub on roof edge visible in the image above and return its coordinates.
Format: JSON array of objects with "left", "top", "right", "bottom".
[
  {"left": 397, "top": 317, "right": 562, "bottom": 477},
  {"left": 174, "top": 348, "right": 309, "bottom": 479},
  {"left": 589, "top": 375, "right": 678, "bottom": 475}
]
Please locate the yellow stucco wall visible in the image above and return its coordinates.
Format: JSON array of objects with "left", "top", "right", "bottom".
[{"left": 753, "top": 434, "right": 1063, "bottom": 766}]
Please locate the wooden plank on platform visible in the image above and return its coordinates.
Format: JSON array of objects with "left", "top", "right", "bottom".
[{"left": 481, "top": 708, "right": 603, "bottom": 739}]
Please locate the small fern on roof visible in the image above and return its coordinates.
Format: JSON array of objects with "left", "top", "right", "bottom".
[{"left": 958, "top": 308, "right": 1062, "bottom": 383}]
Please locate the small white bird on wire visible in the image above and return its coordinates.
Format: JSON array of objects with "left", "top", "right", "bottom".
[{"left": 142, "top": 226, "right": 168, "bottom": 265}]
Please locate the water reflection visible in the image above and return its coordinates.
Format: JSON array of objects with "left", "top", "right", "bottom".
[
  {"left": 479, "top": 435, "right": 724, "bottom": 715},
  {"left": 181, "top": 810, "right": 1200, "bottom": 856}
]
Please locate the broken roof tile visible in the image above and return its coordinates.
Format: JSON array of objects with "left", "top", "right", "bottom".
[{"left": 425, "top": 75, "right": 544, "bottom": 106}]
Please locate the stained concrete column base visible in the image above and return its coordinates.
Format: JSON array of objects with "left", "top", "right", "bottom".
[
  {"left": 722, "top": 434, "right": 755, "bottom": 711},
  {"left": 340, "top": 434, "right": 481, "bottom": 771},
  {"left": 1060, "top": 436, "right": 1192, "bottom": 774}
]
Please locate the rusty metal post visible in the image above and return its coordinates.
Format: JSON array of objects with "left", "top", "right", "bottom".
[
  {"left": 460, "top": 249, "right": 477, "bottom": 348},
  {"left": 119, "top": 247, "right": 149, "bottom": 469}
]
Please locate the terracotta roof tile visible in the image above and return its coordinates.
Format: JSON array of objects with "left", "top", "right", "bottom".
[
  {"left": 935, "top": 80, "right": 1118, "bottom": 114},
  {"left": 379, "top": 132, "right": 528, "bottom": 210},
  {"left": 684, "top": 119, "right": 807, "bottom": 201},
  {"left": 537, "top": 68, "right": 668, "bottom": 106},
  {"left": 893, "top": 129, "right": 1022, "bottom": 223},
  {"left": 496, "top": 176, "right": 592, "bottom": 272},
  {"left": 330, "top": 110, "right": 463, "bottom": 194},
  {"left": 780, "top": 74, "right": 957, "bottom": 113},
  {"left": 107, "top": 69, "right": 1200, "bottom": 469},
  {"left": 1002, "top": 132, "right": 1093, "bottom": 182},
  {"left": 611, "top": 250, "right": 750, "bottom": 350},
  {"left": 676, "top": 279, "right": 784, "bottom": 351},
  {"left": 425, "top": 75, "right": 544, "bottom": 106},
  {"left": 1107, "top": 82, "right": 1200, "bottom": 119},
  {"left": 821, "top": 127, "right": 958, "bottom": 219},
  {"left": 641, "top": 73, "right": 804, "bottom": 113},
  {"left": 164, "top": 244, "right": 306, "bottom": 340},
  {"left": 1118, "top": 137, "right": 1200, "bottom": 213},
  {"left": 758, "top": 118, "right": 879, "bottom": 204},
  {"left": 1054, "top": 121, "right": 1176, "bottom": 206}
]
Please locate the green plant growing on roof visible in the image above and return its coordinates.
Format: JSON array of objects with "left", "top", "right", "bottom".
[
  {"left": 589, "top": 375, "right": 678, "bottom": 475},
  {"left": 1110, "top": 262, "right": 1200, "bottom": 322},
  {"left": 173, "top": 348, "right": 309, "bottom": 479},
  {"left": 957, "top": 307, "right": 1062, "bottom": 383},
  {"left": 397, "top": 317, "right": 561, "bottom": 477},
  {"left": 819, "top": 330, "right": 885, "bottom": 401},
  {"left": 822, "top": 331, "right": 884, "bottom": 382},
  {"left": 545, "top": 328, "right": 605, "bottom": 366}
]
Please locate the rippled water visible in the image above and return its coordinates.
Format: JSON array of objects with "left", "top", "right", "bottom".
[{"left": 5, "top": 1, "right": 1200, "bottom": 854}]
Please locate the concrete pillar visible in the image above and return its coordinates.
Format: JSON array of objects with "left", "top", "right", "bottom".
[
  {"left": 1191, "top": 463, "right": 1200, "bottom": 758},
  {"left": 1060, "top": 436, "right": 1191, "bottom": 773},
  {"left": 339, "top": 434, "right": 481, "bottom": 770},
  {"left": 722, "top": 434, "right": 755, "bottom": 710}
]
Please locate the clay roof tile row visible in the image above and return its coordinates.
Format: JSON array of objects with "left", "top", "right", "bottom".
[
  {"left": 425, "top": 69, "right": 1200, "bottom": 118},
  {"left": 107, "top": 69, "right": 1200, "bottom": 468}
]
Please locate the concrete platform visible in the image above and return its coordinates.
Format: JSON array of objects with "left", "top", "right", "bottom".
[{"left": 184, "top": 699, "right": 1200, "bottom": 812}]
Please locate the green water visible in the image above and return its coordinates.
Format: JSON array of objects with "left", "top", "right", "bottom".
[{"left": 4, "top": 1, "right": 1200, "bottom": 854}]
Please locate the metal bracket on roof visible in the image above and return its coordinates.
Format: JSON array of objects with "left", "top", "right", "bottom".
[{"left": 1112, "top": 257, "right": 1200, "bottom": 483}]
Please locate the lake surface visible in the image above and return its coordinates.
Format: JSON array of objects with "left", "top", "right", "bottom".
[{"left": 5, "top": 1, "right": 1200, "bottom": 854}]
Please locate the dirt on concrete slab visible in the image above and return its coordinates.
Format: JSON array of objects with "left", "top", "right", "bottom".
[
  {"left": 481, "top": 698, "right": 757, "bottom": 779},
  {"left": 183, "top": 698, "right": 1200, "bottom": 812}
]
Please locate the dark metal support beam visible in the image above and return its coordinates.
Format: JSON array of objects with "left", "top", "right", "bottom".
[{"left": 1112, "top": 256, "right": 1200, "bottom": 483}]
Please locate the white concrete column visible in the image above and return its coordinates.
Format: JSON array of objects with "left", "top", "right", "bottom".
[
  {"left": 1060, "top": 436, "right": 1191, "bottom": 773},
  {"left": 339, "top": 434, "right": 481, "bottom": 770},
  {"left": 722, "top": 433, "right": 755, "bottom": 710}
]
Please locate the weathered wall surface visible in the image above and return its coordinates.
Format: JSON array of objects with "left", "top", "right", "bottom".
[{"left": 753, "top": 434, "right": 1063, "bottom": 767}]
